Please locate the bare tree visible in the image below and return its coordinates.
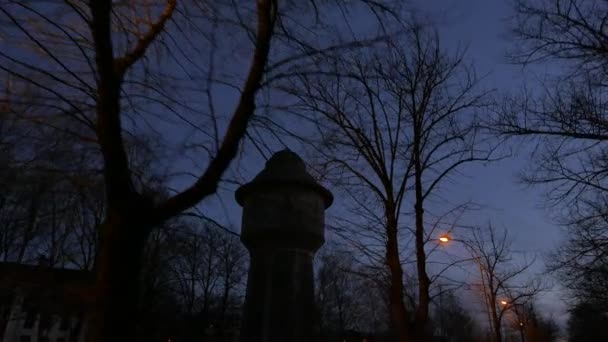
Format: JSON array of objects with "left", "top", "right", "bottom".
[
  {"left": 549, "top": 206, "right": 608, "bottom": 311},
  {"left": 497, "top": 0, "right": 608, "bottom": 318},
  {"left": 214, "top": 229, "right": 247, "bottom": 340},
  {"left": 463, "top": 226, "right": 544, "bottom": 342},
  {"left": 154, "top": 220, "right": 247, "bottom": 341},
  {"left": 0, "top": 1, "right": 402, "bottom": 340},
  {"left": 315, "top": 246, "right": 389, "bottom": 339},
  {"left": 506, "top": 301, "right": 560, "bottom": 342},
  {"left": 283, "top": 22, "right": 494, "bottom": 340},
  {"left": 431, "top": 288, "right": 480, "bottom": 342},
  {"left": 501, "top": 0, "right": 608, "bottom": 224}
]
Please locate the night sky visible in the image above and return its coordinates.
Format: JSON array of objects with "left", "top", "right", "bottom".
[
  {"left": 173, "top": 0, "right": 568, "bottom": 326},
  {"left": 389, "top": 0, "right": 568, "bottom": 323},
  {"left": 0, "top": 0, "right": 576, "bottom": 339}
]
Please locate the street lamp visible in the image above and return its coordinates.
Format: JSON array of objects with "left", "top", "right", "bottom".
[
  {"left": 437, "top": 233, "right": 498, "bottom": 337},
  {"left": 438, "top": 234, "right": 525, "bottom": 340}
]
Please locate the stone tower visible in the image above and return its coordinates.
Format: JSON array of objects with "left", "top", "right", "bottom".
[{"left": 236, "top": 150, "right": 333, "bottom": 342}]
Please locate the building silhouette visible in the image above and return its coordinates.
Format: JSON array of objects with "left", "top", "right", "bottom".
[{"left": 0, "top": 262, "right": 90, "bottom": 342}]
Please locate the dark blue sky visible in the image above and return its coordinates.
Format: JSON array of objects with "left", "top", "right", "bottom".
[
  {"left": 411, "top": 0, "right": 568, "bottom": 323},
  {"left": 0, "top": 0, "right": 568, "bottom": 329},
  {"left": 192, "top": 0, "right": 569, "bottom": 326},
  {"left": 408, "top": 0, "right": 554, "bottom": 249}
]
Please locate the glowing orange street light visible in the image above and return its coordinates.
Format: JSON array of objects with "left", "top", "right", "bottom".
[
  {"left": 439, "top": 235, "right": 450, "bottom": 243},
  {"left": 500, "top": 300, "right": 508, "bottom": 306}
]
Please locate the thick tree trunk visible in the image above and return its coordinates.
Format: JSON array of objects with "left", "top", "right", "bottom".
[
  {"left": 414, "top": 200, "right": 430, "bottom": 340},
  {"left": 85, "top": 0, "right": 274, "bottom": 340},
  {"left": 413, "top": 127, "right": 431, "bottom": 341},
  {"left": 219, "top": 282, "right": 230, "bottom": 341},
  {"left": 87, "top": 211, "right": 149, "bottom": 342},
  {"left": 493, "top": 321, "right": 502, "bottom": 342},
  {"left": 385, "top": 208, "right": 412, "bottom": 342},
  {"left": 490, "top": 301, "right": 502, "bottom": 342}
]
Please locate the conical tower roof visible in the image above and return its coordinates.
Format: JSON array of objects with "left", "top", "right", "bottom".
[{"left": 235, "top": 149, "right": 333, "bottom": 208}]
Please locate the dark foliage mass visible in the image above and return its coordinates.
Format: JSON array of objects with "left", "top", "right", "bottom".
[
  {"left": 567, "top": 301, "right": 608, "bottom": 342},
  {"left": 0, "top": 0, "right": 403, "bottom": 340}
]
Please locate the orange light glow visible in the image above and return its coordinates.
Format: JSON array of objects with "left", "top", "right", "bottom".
[
  {"left": 439, "top": 236, "right": 450, "bottom": 243},
  {"left": 500, "top": 300, "right": 508, "bottom": 305}
]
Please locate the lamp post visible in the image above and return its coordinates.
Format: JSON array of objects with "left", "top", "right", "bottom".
[
  {"left": 437, "top": 234, "right": 500, "bottom": 341},
  {"left": 501, "top": 300, "right": 527, "bottom": 342}
]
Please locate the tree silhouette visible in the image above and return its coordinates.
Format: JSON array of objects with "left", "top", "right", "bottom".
[
  {"left": 500, "top": 3, "right": 608, "bottom": 337},
  {"left": 464, "top": 226, "right": 544, "bottom": 342},
  {"left": 284, "top": 21, "right": 496, "bottom": 341},
  {"left": 567, "top": 300, "right": 608, "bottom": 342},
  {"left": 0, "top": 1, "right": 402, "bottom": 339}
]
